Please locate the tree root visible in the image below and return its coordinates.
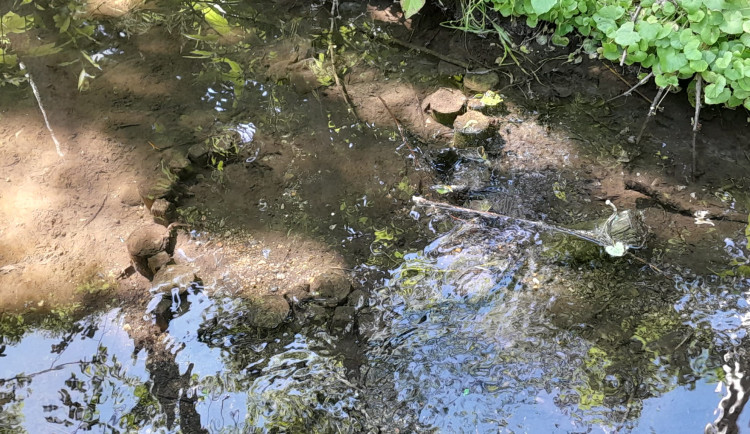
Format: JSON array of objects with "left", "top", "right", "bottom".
[
  {"left": 692, "top": 75, "right": 702, "bottom": 181},
  {"left": 20, "top": 62, "right": 64, "bottom": 157},
  {"left": 377, "top": 96, "right": 421, "bottom": 168},
  {"left": 605, "top": 70, "right": 653, "bottom": 104},
  {"left": 624, "top": 179, "right": 746, "bottom": 223},
  {"left": 328, "top": 1, "right": 362, "bottom": 123},
  {"left": 635, "top": 85, "right": 669, "bottom": 144},
  {"left": 377, "top": 34, "right": 470, "bottom": 70}
]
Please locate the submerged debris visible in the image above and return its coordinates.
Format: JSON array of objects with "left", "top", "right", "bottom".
[{"left": 413, "top": 196, "right": 648, "bottom": 257}]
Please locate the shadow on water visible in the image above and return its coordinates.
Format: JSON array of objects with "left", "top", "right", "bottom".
[{"left": 2, "top": 0, "right": 750, "bottom": 432}]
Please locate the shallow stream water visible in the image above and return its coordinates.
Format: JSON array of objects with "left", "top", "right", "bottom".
[{"left": 2, "top": 1, "right": 750, "bottom": 433}]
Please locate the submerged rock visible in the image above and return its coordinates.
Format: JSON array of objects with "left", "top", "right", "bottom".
[
  {"left": 331, "top": 306, "right": 355, "bottom": 333},
  {"left": 310, "top": 271, "right": 352, "bottom": 307},
  {"left": 187, "top": 142, "right": 209, "bottom": 164},
  {"left": 284, "top": 283, "right": 313, "bottom": 306},
  {"left": 347, "top": 289, "right": 368, "bottom": 311},
  {"left": 450, "top": 159, "right": 492, "bottom": 192},
  {"left": 163, "top": 150, "right": 191, "bottom": 176},
  {"left": 299, "top": 304, "right": 332, "bottom": 326},
  {"left": 151, "top": 264, "right": 200, "bottom": 294},
  {"left": 248, "top": 295, "right": 290, "bottom": 329}
]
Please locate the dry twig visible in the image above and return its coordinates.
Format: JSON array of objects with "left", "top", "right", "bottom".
[
  {"left": 635, "top": 85, "right": 669, "bottom": 144},
  {"left": 691, "top": 75, "right": 702, "bottom": 181}
]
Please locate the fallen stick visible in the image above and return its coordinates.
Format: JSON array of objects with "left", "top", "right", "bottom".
[
  {"left": 412, "top": 196, "right": 605, "bottom": 246},
  {"left": 619, "top": 5, "right": 642, "bottom": 67},
  {"left": 377, "top": 34, "right": 471, "bottom": 70},
  {"left": 82, "top": 191, "right": 108, "bottom": 227},
  {"left": 624, "top": 179, "right": 746, "bottom": 223},
  {"left": 635, "top": 85, "right": 668, "bottom": 144},
  {"left": 328, "top": 1, "right": 362, "bottom": 122},
  {"left": 606, "top": 71, "right": 653, "bottom": 104},
  {"left": 377, "top": 96, "right": 421, "bottom": 167},
  {"left": 413, "top": 196, "right": 666, "bottom": 274},
  {"left": 691, "top": 75, "right": 702, "bottom": 181},
  {"left": 20, "top": 62, "right": 64, "bottom": 157}
]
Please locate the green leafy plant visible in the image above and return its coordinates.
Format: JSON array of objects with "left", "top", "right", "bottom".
[
  {"left": 402, "top": 0, "right": 750, "bottom": 110},
  {"left": 401, "top": 0, "right": 427, "bottom": 18}
]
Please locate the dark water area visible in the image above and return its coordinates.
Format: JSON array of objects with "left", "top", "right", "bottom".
[{"left": 2, "top": 0, "right": 750, "bottom": 433}]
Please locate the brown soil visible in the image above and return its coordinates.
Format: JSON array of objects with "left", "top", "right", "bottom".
[{"left": 1, "top": 0, "right": 748, "bottom": 318}]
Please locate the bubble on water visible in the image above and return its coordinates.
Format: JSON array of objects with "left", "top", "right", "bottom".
[{"left": 246, "top": 147, "right": 260, "bottom": 163}]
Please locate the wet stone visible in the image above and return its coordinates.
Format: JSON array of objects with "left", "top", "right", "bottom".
[
  {"left": 150, "top": 198, "right": 174, "bottom": 226},
  {"left": 453, "top": 110, "right": 493, "bottom": 149},
  {"left": 331, "top": 306, "right": 355, "bottom": 333},
  {"left": 450, "top": 159, "right": 492, "bottom": 192},
  {"left": 423, "top": 88, "right": 467, "bottom": 126},
  {"left": 464, "top": 71, "right": 499, "bottom": 93},
  {"left": 284, "top": 283, "right": 313, "bottom": 306},
  {"left": 151, "top": 264, "right": 200, "bottom": 295},
  {"left": 437, "top": 60, "right": 464, "bottom": 77},
  {"left": 164, "top": 150, "right": 191, "bottom": 175},
  {"left": 119, "top": 183, "right": 142, "bottom": 207},
  {"left": 356, "top": 310, "right": 378, "bottom": 340},
  {"left": 126, "top": 224, "right": 173, "bottom": 258},
  {"left": 288, "top": 60, "right": 324, "bottom": 94},
  {"left": 187, "top": 142, "right": 209, "bottom": 164},
  {"left": 347, "top": 289, "right": 368, "bottom": 311},
  {"left": 138, "top": 176, "right": 176, "bottom": 211},
  {"left": 248, "top": 295, "right": 290, "bottom": 329},
  {"left": 300, "top": 304, "right": 331, "bottom": 325},
  {"left": 147, "top": 250, "right": 172, "bottom": 275},
  {"left": 310, "top": 271, "right": 352, "bottom": 307},
  {"left": 127, "top": 223, "right": 175, "bottom": 279}
]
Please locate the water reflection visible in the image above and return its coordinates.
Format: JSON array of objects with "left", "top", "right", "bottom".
[
  {"left": 362, "top": 223, "right": 750, "bottom": 432},
  {"left": 2, "top": 231, "right": 750, "bottom": 432}
]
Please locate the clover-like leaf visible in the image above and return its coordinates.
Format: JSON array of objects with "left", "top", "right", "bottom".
[
  {"left": 531, "top": 0, "right": 557, "bottom": 15},
  {"left": 596, "top": 5, "right": 625, "bottom": 20},
  {"left": 684, "top": 38, "right": 702, "bottom": 61},
  {"left": 678, "top": 0, "right": 702, "bottom": 13},
  {"left": 400, "top": 0, "right": 425, "bottom": 19},
  {"left": 714, "top": 51, "right": 733, "bottom": 69},
  {"left": 689, "top": 59, "right": 708, "bottom": 72},
  {"left": 637, "top": 21, "right": 661, "bottom": 41},
  {"left": 700, "top": 25, "right": 720, "bottom": 45},
  {"left": 658, "top": 46, "right": 688, "bottom": 72},
  {"left": 703, "top": 0, "right": 725, "bottom": 10},
  {"left": 614, "top": 22, "right": 641, "bottom": 46},
  {"left": 720, "top": 10, "right": 744, "bottom": 34}
]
